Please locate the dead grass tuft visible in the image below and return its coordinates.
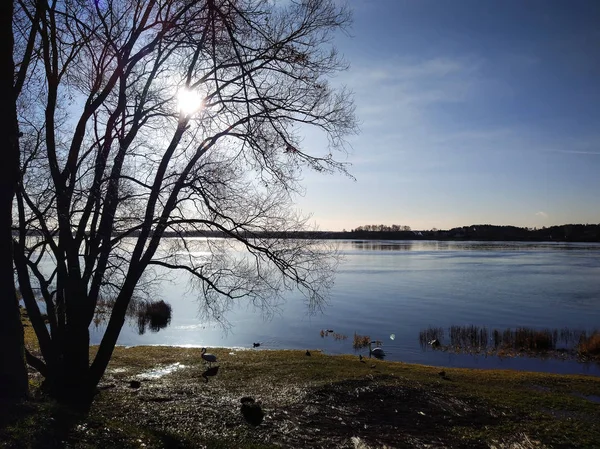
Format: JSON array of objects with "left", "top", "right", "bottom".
[
  {"left": 578, "top": 331, "right": 600, "bottom": 357},
  {"left": 353, "top": 332, "right": 371, "bottom": 349}
]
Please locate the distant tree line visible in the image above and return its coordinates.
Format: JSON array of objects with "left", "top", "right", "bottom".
[
  {"left": 433, "top": 224, "right": 600, "bottom": 242},
  {"left": 133, "top": 223, "right": 600, "bottom": 242},
  {"left": 334, "top": 223, "right": 600, "bottom": 242},
  {"left": 15, "top": 223, "right": 600, "bottom": 243},
  {"left": 351, "top": 224, "right": 412, "bottom": 232}
]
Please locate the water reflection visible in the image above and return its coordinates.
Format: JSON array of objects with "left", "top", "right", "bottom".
[
  {"left": 351, "top": 240, "right": 414, "bottom": 251},
  {"left": 348, "top": 239, "right": 600, "bottom": 252},
  {"left": 138, "top": 362, "right": 185, "bottom": 379}
]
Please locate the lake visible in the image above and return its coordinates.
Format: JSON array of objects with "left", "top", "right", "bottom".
[{"left": 90, "top": 240, "right": 600, "bottom": 375}]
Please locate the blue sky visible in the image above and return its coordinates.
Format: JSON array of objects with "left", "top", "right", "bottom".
[{"left": 294, "top": 0, "right": 600, "bottom": 231}]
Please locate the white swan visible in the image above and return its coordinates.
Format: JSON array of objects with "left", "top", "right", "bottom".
[{"left": 369, "top": 341, "right": 385, "bottom": 358}]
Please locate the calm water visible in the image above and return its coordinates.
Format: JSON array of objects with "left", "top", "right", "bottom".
[{"left": 90, "top": 240, "right": 600, "bottom": 375}]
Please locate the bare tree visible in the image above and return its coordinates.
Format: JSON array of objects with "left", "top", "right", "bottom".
[
  {"left": 14, "top": 0, "right": 356, "bottom": 404},
  {"left": 0, "top": 0, "right": 41, "bottom": 400}
]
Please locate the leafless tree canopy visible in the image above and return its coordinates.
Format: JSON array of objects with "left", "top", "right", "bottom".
[{"left": 13, "top": 0, "right": 356, "bottom": 395}]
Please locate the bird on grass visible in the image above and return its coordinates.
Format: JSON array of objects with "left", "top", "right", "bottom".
[
  {"left": 201, "top": 347, "right": 217, "bottom": 366},
  {"left": 438, "top": 370, "right": 450, "bottom": 380},
  {"left": 240, "top": 396, "right": 264, "bottom": 426},
  {"left": 305, "top": 350, "right": 311, "bottom": 356}
]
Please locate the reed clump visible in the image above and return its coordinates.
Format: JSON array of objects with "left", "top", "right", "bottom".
[
  {"left": 353, "top": 332, "right": 371, "bottom": 349},
  {"left": 137, "top": 300, "right": 172, "bottom": 334},
  {"left": 578, "top": 331, "right": 600, "bottom": 358},
  {"left": 450, "top": 325, "right": 489, "bottom": 351},
  {"left": 511, "top": 327, "right": 554, "bottom": 352},
  {"left": 418, "top": 325, "right": 593, "bottom": 357},
  {"left": 320, "top": 329, "right": 348, "bottom": 341},
  {"left": 419, "top": 326, "right": 444, "bottom": 348}
]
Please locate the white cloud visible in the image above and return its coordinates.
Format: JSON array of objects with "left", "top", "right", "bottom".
[{"left": 535, "top": 211, "right": 548, "bottom": 218}]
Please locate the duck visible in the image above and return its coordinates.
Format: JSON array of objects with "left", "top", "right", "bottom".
[
  {"left": 429, "top": 339, "right": 441, "bottom": 348},
  {"left": 253, "top": 342, "right": 261, "bottom": 348},
  {"left": 201, "top": 347, "right": 218, "bottom": 366}
]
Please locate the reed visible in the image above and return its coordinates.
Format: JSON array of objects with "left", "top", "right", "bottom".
[
  {"left": 511, "top": 327, "right": 554, "bottom": 351},
  {"left": 320, "top": 329, "right": 347, "bottom": 340},
  {"left": 353, "top": 332, "right": 371, "bottom": 349},
  {"left": 449, "top": 325, "right": 488, "bottom": 350},
  {"left": 578, "top": 331, "right": 600, "bottom": 357},
  {"left": 418, "top": 326, "right": 444, "bottom": 349},
  {"left": 137, "top": 300, "right": 172, "bottom": 334},
  {"left": 418, "top": 325, "right": 598, "bottom": 357}
]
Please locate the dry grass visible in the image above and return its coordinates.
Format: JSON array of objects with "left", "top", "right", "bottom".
[
  {"left": 353, "top": 332, "right": 371, "bottom": 349},
  {"left": 14, "top": 309, "right": 600, "bottom": 447},
  {"left": 578, "top": 331, "right": 600, "bottom": 357},
  {"left": 320, "top": 329, "right": 347, "bottom": 340},
  {"left": 4, "top": 342, "right": 600, "bottom": 448}
]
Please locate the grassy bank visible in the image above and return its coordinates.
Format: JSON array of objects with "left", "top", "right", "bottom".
[{"left": 3, "top": 343, "right": 600, "bottom": 448}]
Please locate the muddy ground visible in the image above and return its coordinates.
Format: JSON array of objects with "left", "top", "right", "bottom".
[{"left": 85, "top": 361, "right": 536, "bottom": 448}]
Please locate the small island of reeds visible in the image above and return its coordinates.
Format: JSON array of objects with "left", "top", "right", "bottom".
[{"left": 419, "top": 325, "right": 600, "bottom": 361}]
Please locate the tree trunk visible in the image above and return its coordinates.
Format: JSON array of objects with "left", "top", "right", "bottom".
[
  {"left": 0, "top": 0, "right": 29, "bottom": 401},
  {"left": 59, "top": 301, "right": 93, "bottom": 404},
  {"left": 0, "top": 192, "right": 28, "bottom": 401}
]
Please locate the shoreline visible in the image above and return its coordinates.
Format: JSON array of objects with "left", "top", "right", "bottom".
[
  {"left": 106, "top": 343, "right": 600, "bottom": 378},
  {"left": 6, "top": 346, "right": 600, "bottom": 448}
]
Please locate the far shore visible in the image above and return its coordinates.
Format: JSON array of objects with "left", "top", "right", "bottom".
[{"left": 16, "top": 222, "right": 600, "bottom": 242}]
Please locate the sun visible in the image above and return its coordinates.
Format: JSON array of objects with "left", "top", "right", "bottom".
[{"left": 177, "top": 88, "right": 204, "bottom": 116}]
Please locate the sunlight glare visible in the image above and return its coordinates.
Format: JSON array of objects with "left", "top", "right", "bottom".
[{"left": 177, "top": 88, "right": 204, "bottom": 116}]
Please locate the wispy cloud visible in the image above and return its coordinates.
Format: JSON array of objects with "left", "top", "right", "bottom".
[
  {"left": 343, "top": 55, "right": 482, "bottom": 106},
  {"left": 547, "top": 150, "right": 600, "bottom": 155},
  {"left": 364, "top": 57, "right": 472, "bottom": 81},
  {"left": 535, "top": 211, "right": 548, "bottom": 219},
  {"left": 338, "top": 55, "right": 484, "bottom": 137}
]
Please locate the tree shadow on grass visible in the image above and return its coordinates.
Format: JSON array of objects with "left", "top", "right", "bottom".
[
  {"left": 267, "top": 377, "right": 508, "bottom": 448},
  {"left": 0, "top": 396, "right": 201, "bottom": 449},
  {"left": 0, "top": 397, "right": 87, "bottom": 448}
]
